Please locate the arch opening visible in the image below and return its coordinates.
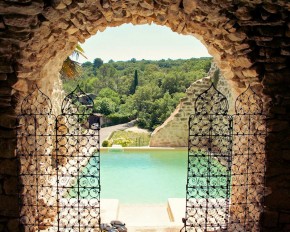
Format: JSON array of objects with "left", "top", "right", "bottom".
[{"left": 4, "top": 0, "right": 286, "bottom": 231}]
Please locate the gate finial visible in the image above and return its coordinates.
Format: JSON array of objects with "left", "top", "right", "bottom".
[
  {"left": 61, "top": 85, "right": 94, "bottom": 114},
  {"left": 194, "top": 83, "right": 229, "bottom": 115},
  {"left": 20, "top": 85, "right": 52, "bottom": 115},
  {"left": 235, "top": 85, "right": 263, "bottom": 115}
]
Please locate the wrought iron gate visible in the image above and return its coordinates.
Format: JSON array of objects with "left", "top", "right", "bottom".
[
  {"left": 184, "top": 84, "right": 266, "bottom": 232},
  {"left": 17, "top": 84, "right": 266, "bottom": 232},
  {"left": 17, "top": 86, "right": 101, "bottom": 232}
]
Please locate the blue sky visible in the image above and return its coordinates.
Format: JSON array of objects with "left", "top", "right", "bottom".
[{"left": 77, "top": 23, "right": 211, "bottom": 63}]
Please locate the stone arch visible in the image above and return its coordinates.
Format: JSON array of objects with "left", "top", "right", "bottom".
[
  {"left": 0, "top": 0, "right": 290, "bottom": 231},
  {"left": 9, "top": 0, "right": 266, "bottom": 103}
]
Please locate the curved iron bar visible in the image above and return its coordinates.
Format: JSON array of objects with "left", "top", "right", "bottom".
[
  {"left": 18, "top": 85, "right": 101, "bottom": 231},
  {"left": 61, "top": 85, "right": 94, "bottom": 115},
  {"left": 185, "top": 83, "right": 233, "bottom": 232},
  {"left": 20, "top": 85, "right": 52, "bottom": 115},
  {"left": 17, "top": 85, "right": 56, "bottom": 231},
  {"left": 231, "top": 84, "right": 266, "bottom": 231},
  {"left": 185, "top": 83, "right": 266, "bottom": 231},
  {"left": 194, "top": 83, "right": 229, "bottom": 115},
  {"left": 235, "top": 85, "right": 263, "bottom": 115},
  {"left": 57, "top": 85, "right": 101, "bottom": 231}
]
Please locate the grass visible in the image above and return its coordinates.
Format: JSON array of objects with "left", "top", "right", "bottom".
[{"left": 109, "top": 130, "right": 151, "bottom": 147}]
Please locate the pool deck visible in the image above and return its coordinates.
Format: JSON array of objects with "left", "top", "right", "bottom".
[
  {"left": 100, "top": 146, "right": 187, "bottom": 151},
  {"left": 101, "top": 199, "right": 184, "bottom": 231}
]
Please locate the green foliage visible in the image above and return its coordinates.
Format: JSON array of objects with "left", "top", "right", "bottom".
[
  {"left": 94, "top": 98, "right": 116, "bottom": 115},
  {"left": 130, "top": 70, "right": 138, "bottom": 94},
  {"left": 110, "top": 137, "right": 133, "bottom": 147},
  {"left": 93, "top": 58, "right": 103, "bottom": 69},
  {"left": 106, "top": 113, "right": 133, "bottom": 125},
  {"left": 61, "top": 44, "right": 87, "bottom": 79},
  {"left": 82, "top": 61, "right": 93, "bottom": 68},
  {"left": 110, "top": 130, "right": 150, "bottom": 147},
  {"left": 102, "top": 140, "right": 110, "bottom": 147},
  {"left": 98, "top": 88, "right": 120, "bottom": 105},
  {"left": 62, "top": 57, "right": 212, "bottom": 130}
]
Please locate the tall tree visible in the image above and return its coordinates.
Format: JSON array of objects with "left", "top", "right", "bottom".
[
  {"left": 93, "top": 58, "right": 104, "bottom": 69},
  {"left": 130, "top": 70, "right": 138, "bottom": 95}
]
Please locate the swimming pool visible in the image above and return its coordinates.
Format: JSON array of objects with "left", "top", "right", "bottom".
[
  {"left": 67, "top": 149, "right": 228, "bottom": 204},
  {"left": 100, "top": 149, "right": 187, "bottom": 204}
]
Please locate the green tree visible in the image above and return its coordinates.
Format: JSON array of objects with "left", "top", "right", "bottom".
[
  {"left": 94, "top": 97, "right": 116, "bottom": 115},
  {"left": 130, "top": 70, "right": 139, "bottom": 95},
  {"left": 93, "top": 58, "right": 104, "bottom": 69},
  {"left": 98, "top": 88, "right": 120, "bottom": 105},
  {"left": 133, "top": 85, "right": 161, "bottom": 111},
  {"left": 82, "top": 61, "right": 93, "bottom": 68},
  {"left": 161, "top": 74, "right": 179, "bottom": 94},
  {"left": 62, "top": 57, "right": 213, "bottom": 129}
]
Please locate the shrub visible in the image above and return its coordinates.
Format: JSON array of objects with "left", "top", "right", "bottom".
[
  {"left": 110, "top": 130, "right": 150, "bottom": 147},
  {"left": 112, "top": 137, "right": 133, "bottom": 147},
  {"left": 107, "top": 113, "right": 133, "bottom": 125},
  {"left": 102, "top": 140, "right": 109, "bottom": 147}
]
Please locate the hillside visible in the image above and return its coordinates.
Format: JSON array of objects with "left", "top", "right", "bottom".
[{"left": 62, "top": 57, "right": 212, "bottom": 130}]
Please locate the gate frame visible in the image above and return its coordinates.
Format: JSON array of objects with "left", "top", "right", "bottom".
[
  {"left": 17, "top": 85, "right": 101, "bottom": 232},
  {"left": 183, "top": 84, "right": 267, "bottom": 232}
]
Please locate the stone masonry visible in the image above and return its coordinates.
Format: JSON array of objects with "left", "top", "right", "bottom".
[
  {"left": 150, "top": 64, "right": 232, "bottom": 147},
  {"left": 0, "top": 0, "right": 290, "bottom": 231}
]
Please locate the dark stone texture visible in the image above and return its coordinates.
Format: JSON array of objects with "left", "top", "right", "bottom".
[
  {"left": 0, "top": 138, "right": 16, "bottom": 158},
  {"left": 3, "top": 177, "right": 17, "bottom": 195},
  {"left": 0, "top": 195, "right": 18, "bottom": 217},
  {"left": 0, "top": 1, "right": 44, "bottom": 15},
  {"left": 0, "top": 159, "right": 17, "bottom": 176}
]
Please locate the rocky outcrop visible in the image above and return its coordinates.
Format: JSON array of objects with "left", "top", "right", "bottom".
[{"left": 150, "top": 64, "right": 232, "bottom": 147}]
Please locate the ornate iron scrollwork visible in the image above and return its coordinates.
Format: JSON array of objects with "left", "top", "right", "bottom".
[
  {"left": 61, "top": 85, "right": 94, "bottom": 115},
  {"left": 17, "top": 86, "right": 57, "bottom": 231},
  {"left": 18, "top": 83, "right": 266, "bottom": 232},
  {"left": 184, "top": 84, "right": 266, "bottom": 232},
  {"left": 20, "top": 85, "right": 53, "bottom": 115},
  {"left": 56, "top": 85, "right": 100, "bottom": 231},
  {"left": 17, "top": 85, "right": 101, "bottom": 232},
  {"left": 194, "top": 83, "right": 229, "bottom": 115},
  {"left": 185, "top": 84, "right": 233, "bottom": 231},
  {"left": 230, "top": 86, "right": 266, "bottom": 231}
]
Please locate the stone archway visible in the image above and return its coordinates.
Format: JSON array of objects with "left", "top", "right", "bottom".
[{"left": 0, "top": 1, "right": 290, "bottom": 231}]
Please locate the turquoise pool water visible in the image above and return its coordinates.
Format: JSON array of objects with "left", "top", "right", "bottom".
[
  {"left": 67, "top": 149, "right": 229, "bottom": 203},
  {"left": 100, "top": 149, "right": 187, "bottom": 204}
]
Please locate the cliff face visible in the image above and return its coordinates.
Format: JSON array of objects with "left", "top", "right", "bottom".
[{"left": 150, "top": 64, "right": 232, "bottom": 147}]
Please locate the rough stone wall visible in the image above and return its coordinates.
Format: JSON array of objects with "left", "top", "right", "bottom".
[
  {"left": 0, "top": 0, "right": 289, "bottom": 231},
  {"left": 150, "top": 64, "right": 232, "bottom": 147}
]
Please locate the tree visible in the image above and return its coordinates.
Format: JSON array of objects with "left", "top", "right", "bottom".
[
  {"left": 98, "top": 88, "right": 120, "bottom": 105},
  {"left": 94, "top": 98, "right": 116, "bottom": 115},
  {"left": 130, "top": 70, "right": 138, "bottom": 95},
  {"left": 82, "top": 61, "right": 93, "bottom": 68},
  {"left": 62, "top": 57, "right": 214, "bottom": 129},
  {"left": 93, "top": 58, "right": 104, "bottom": 69},
  {"left": 161, "top": 74, "right": 179, "bottom": 94},
  {"left": 60, "top": 44, "right": 87, "bottom": 79}
]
